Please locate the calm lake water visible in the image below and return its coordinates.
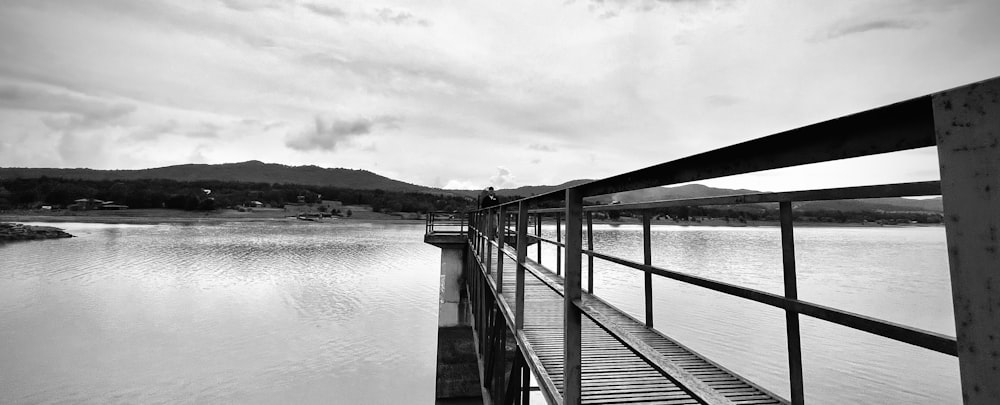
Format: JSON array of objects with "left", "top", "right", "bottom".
[
  {"left": 2, "top": 221, "right": 959, "bottom": 404},
  {"left": 0, "top": 221, "right": 441, "bottom": 404},
  {"left": 538, "top": 223, "right": 959, "bottom": 404}
]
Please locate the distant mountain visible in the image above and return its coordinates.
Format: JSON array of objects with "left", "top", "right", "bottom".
[
  {"left": 795, "top": 197, "right": 943, "bottom": 213},
  {"left": 578, "top": 183, "right": 942, "bottom": 213},
  {"left": 441, "top": 179, "right": 594, "bottom": 200},
  {"left": 500, "top": 179, "right": 595, "bottom": 198},
  {"left": 594, "top": 184, "right": 762, "bottom": 205},
  {"left": 0, "top": 162, "right": 945, "bottom": 213},
  {"left": 859, "top": 196, "right": 943, "bottom": 211},
  {"left": 0, "top": 161, "right": 441, "bottom": 193}
]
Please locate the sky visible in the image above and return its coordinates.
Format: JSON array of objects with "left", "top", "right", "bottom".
[{"left": 0, "top": 0, "right": 997, "bottom": 192}]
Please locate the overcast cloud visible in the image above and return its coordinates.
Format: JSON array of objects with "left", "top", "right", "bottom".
[{"left": 0, "top": 0, "right": 997, "bottom": 191}]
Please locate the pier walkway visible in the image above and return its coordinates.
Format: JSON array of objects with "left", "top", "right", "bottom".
[
  {"left": 476, "top": 238, "right": 784, "bottom": 404},
  {"left": 425, "top": 76, "right": 1000, "bottom": 405}
]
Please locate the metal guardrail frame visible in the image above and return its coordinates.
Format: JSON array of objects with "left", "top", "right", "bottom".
[
  {"left": 425, "top": 211, "right": 467, "bottom": 236},
  {"left": 461, "top": 76, "right": 1000, "bottom": 405}
]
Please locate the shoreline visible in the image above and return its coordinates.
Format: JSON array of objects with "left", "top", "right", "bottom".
[
  {"left": 0, "top": 222, "right": 74, "bottom": 242},
  {"left": 0, "top": 211, "right": 942, "bottom": 229},
  {"left": 0, "top": 208, "right": 424, "bottom": 226},
  {"left": 590, "top": 218, "right": 943, "bottom": 228}
]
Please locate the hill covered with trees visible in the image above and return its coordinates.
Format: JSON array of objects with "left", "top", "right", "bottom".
[
  {"left": 0, "top": 161, "right": 439, "bottom": 193},
  {"left": 0, "top": 177, "right": 474, "bottom": 214}
]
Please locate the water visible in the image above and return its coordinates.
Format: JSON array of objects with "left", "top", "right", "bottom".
[
  {"left": 536, "top": 223, "right": 960, "bottom": 404},
  {"left": 2, "top": 221, "right": 961, "bottom": 404},
  {"left": 0, "top": 221, "right": 441, "bottom": 404}
]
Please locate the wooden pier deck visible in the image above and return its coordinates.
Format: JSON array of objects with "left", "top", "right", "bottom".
[{"left": 476, "top": 242, "right": 785, "bottom": 405}]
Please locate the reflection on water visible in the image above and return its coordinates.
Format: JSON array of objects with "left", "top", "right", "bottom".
[
  {"left": 1, "top": 221, "right": 440, "bottom": 404},
  {"left": 537, "top": 224, "right": 959, "bottom": 405}
]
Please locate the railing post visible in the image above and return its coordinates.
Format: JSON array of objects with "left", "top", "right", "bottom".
[
  {"left": 556, "top": 213, "right": 562, "bottom": 276},
  {"left": 536, "top": 213, "right": 542, "bottom": 264},
  {"left": 474, "top": 212, "right": 481, "bottom": 257},
  {"left": 642, "top": 211, "right": 653, "bottom": 328},
  {"left": 497, "top": 205, "right": 506, "bottom": 293},
  {"left": 521, "top": 355, "right": 531, "bottom": 405},
  {"left": 780, "top": 201, "right": 804, "bottom": 405},
  {"left": 564, "top": 188, "right": 583, "bottom": 404},
  {"left": 486, "top": 208, "right": 494, "bottom": 274},
  {"left": 516, "top": 202, "right": 528, "bottom": 330},
  {"left": 933, "top": 78, "right": 1000, "bottom": 404},
  {"left": 586, "top": 211, "right": 594, "bottom": 294}
]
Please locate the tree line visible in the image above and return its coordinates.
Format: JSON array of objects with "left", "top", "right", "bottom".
[
  {"left": 0, "top": 177, "right": 476, "bottom": 213},
  {"left": 598, "top": 204, "right": 943, "bottom": 224}
]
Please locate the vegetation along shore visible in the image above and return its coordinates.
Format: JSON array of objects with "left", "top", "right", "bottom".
[{"left": 0, "top": 222, "right": 73, "bottom": 242}]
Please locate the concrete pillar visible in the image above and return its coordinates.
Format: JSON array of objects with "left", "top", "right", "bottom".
[{"left": 431, "top": 240, "right": 482, "bottom": 401}]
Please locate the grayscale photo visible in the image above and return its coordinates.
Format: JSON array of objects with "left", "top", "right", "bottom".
[{"left": 1, "top": 1, "right": 998, "bottom": 404}]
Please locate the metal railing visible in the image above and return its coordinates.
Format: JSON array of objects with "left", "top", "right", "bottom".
[
  {"left": 462, "top": 76, "right": 999, "bottom": 404},
  {"left": 425, "top": 211, "right": 467, "bottom": 236}
]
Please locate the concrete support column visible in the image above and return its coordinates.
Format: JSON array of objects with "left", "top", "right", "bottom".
[{"left": 433, "top": 242, "right": 482, "bottom": 401}]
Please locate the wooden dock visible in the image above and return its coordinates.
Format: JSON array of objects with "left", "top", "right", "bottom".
[{"left": 475, "top": 242, "right": 785, "bottom": 405}]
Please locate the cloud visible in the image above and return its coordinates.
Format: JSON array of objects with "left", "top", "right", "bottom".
[
  {"left": 0, "top": 84, "right": 135, "bottom": 119},
  {"left": 187, "top": 122, "right": 222, "bottom": 139},
  {"left": 302, "top": 3, "right": 347, "bottom": 19},
  {"left": 131, "top": 120, "right": 179, "bottom": 141},
  {"left": 822, "top": 19, "right": 924, "bottom": 41},
  {"left": 0, "top": 84, "right": 135, "bottom": 130},
  {"left": 443, "top": 179, "right": 482, "bottom": 190},
  {"left": 528, "top": 143, "right": 556, "bottom": 152},
  {"left": 285, "top": 116, "right": 398, "bottom": 152},
  {"left": 583, "top": 0, "right": 739, "bottom": 17},
  {"left": 129, "top": 120, "right": 222, "bottom": 142},
  {"left": 489, "top": 166, "right": 518, "bottom": 188},
  {"left": 301, "top": 4, "right": 428, "bottom": 26},
  {"left": 218, "top": 0, "right": 281, "bottom": 12},
  {"left": 57, "top": 131, "right": 112, "bottom": 167},
  {"left": 299, "top": 51, "right": 485, "bottom": 95},
  {"left": 373, "top": 7, "right": 430, "bottom": 26},
  {"left": 188, "top": 144, "right": 210, "bottom": 163},
  {"left": 705, "top": 94, "right": 741, "bottom": 108}
]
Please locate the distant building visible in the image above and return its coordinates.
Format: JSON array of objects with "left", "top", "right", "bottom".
[
  {"left": 68, "top": 198, "right": 128, "bottom": 211},
  {"left": 99, "top": 203, "right": 129, "bottom": 210},
  {"left": 69, "top": 198, "right": 104, "bottom": 211}
]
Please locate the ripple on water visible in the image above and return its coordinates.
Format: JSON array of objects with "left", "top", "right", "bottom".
[{"left": 1, "top": 221, "right": 440, "bottom": 404}]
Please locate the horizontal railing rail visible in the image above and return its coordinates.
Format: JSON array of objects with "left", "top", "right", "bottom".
[{"left": 456, "top": 76, "right": 999, "bottom": 404}]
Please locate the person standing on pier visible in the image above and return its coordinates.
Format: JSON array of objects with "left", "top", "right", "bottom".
[
  {"left": 480, "top": 187, "right": 501, "bottom": 238},
  {"left": 480, "top": 186, "right": 499, "bottom": 209}
]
